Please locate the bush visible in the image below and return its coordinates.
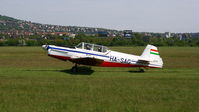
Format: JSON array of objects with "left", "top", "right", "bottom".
[
  {"left": 26, "top": 40, "right": 38, "bottom": 46},
  {"left": 0, "top": 41, "right": 5, "bottom": 46},
  {"left": 5, "top": 39, "right": 20, "bottom": 46}
]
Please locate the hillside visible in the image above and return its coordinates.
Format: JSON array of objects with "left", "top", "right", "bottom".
[
  {"left": 0, "top": 15, "right": 198, "bottom": 39},
  {"left": 0, "top": 15, "right": 118, "bottom": 34},
  {"left": 0, "top": 15, "right": 21, "bottom": 31}
]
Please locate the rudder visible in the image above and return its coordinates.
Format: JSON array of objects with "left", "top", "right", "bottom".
[{"left": 140, "top": 45, "right": 163, "bottom": 68}]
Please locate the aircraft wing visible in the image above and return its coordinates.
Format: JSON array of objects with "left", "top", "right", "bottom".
[{"left": 69, "top": 57, "right": 104, "bottom": 66}]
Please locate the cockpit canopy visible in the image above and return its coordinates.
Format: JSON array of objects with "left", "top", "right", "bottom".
[{"left": 75, "top": 42, "right": 109, "bottom": 53}]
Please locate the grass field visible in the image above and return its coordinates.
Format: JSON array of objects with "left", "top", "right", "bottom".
[{"left": 0, "top": 46, "right": 199, "bottom": 112}]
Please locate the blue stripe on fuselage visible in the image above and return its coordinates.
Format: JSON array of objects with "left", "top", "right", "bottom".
[
  {"left": 48, "top": 46, "right": 162, "bottom": 67},
  {"left": 48, "top": 46, "right": 109, "bottom": 58}
]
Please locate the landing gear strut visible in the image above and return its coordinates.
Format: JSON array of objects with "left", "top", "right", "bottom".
[
  {"left": 139, "top": 68, "right": 145, "bottom": 72},
  {"left": 71, "top": 64, "right": 78, "bottom": 72}
]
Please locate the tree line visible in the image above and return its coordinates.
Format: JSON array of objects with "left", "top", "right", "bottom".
[{"left": 0, "top": 33, "right": 199, "bottom": 47}]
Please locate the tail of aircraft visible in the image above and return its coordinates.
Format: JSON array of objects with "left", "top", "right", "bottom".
[{"left": 140, "top": 45, "right": 163, "bottom": 68}]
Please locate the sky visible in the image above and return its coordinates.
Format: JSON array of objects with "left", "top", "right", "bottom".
[{"left": 0, "top": 0, "right": 198, "bottom": 33}]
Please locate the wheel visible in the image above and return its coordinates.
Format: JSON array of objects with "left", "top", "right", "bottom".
[
  {"left": 71, "top": 66, "right": 78, "bottom": 72},
  {"left": 140, "top": 68, "right": 145, "bottom": 72}
]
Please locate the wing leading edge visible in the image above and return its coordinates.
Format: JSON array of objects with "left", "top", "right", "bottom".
[{"left": 69, "top": 57, "right": 104, "bottom": 66}]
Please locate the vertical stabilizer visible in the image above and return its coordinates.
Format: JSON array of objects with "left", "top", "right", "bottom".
[{"left": 140, "top": 45, "right": 163, "bottom": 68}]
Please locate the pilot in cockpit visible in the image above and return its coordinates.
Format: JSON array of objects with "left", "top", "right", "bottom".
[
  {"left": 85, "top": 44, "right": 91, "bottom": 50},
  {"left": 98, "top": 47, "right": 102, "bottom": 52}
]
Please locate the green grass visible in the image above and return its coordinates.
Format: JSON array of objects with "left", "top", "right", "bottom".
[{"left": 0, "top": 46, "right": 199, "bottom": 112}]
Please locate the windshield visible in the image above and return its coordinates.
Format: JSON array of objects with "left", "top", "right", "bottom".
[
  {"left": 76, "top": 42, "right": 108, "bottom": 53},
  {"left": 84, "top": 43, "right": 92, "bottom": 50},
  {"left": 76, "top": 43, "right": 83, "bottom": 49}
]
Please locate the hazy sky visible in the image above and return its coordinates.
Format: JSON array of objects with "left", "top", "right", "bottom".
[{"left": 0, "top": 0, "right": 198, "bottom": 32}]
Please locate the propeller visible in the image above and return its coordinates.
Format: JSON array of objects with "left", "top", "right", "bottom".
[{"left": 42, "top": 44, "right": 49, "bottom": 50}]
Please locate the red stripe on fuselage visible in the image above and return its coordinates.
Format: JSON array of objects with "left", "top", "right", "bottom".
[
  {"left": 48, "top": 54, "right": 161, "bottom": 68},
  {"left": 100, "top": 61, "right": 147, "bottom": 67},
  {"left": 150, "top": 49, "right": 159, "bottom": 52},
  {"left": 48, "top": 54, "right": 71, "bottom": 61},
  {"left": 100, "top": 61, "right": 161, "bottom": 68}
]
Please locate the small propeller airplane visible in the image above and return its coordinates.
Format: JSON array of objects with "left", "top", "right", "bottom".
[{"left": 42, "top": 42, "right": 163, "bottom": 72}]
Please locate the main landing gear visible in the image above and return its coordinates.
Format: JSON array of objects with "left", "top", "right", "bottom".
[
  {"left": 71, "top": 64, "right": 78, "bottom": 72},
  {"left": 139, "top": 67, "right": 145, "bottom": 72}
]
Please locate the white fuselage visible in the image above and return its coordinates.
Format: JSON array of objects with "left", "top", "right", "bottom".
[{"left": 43, "top": 44, "right": 163, "bottom": 68}]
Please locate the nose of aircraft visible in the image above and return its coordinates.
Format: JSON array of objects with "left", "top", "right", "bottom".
[{"left": 42, "top": 45, "right": 49, "bottom": 50}]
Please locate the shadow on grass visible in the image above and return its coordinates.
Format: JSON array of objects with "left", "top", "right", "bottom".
[
  {"left": 96, "top": 67, "right": 145, "bottom": 73},
  {"left": 24, "top": 67, "right": 145, "bottom": 75},
  {"left": 128, "top": 70, "right": 145, "bottom": 73},
  {"left": 95, "top": 70, "right": 145, "bottom": 73},
  {"left": 60, "top": 66, "right": 94, "bottom": 75},
  {"left": 24, "top": 66, "right": 94, "bottom": 75}
]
